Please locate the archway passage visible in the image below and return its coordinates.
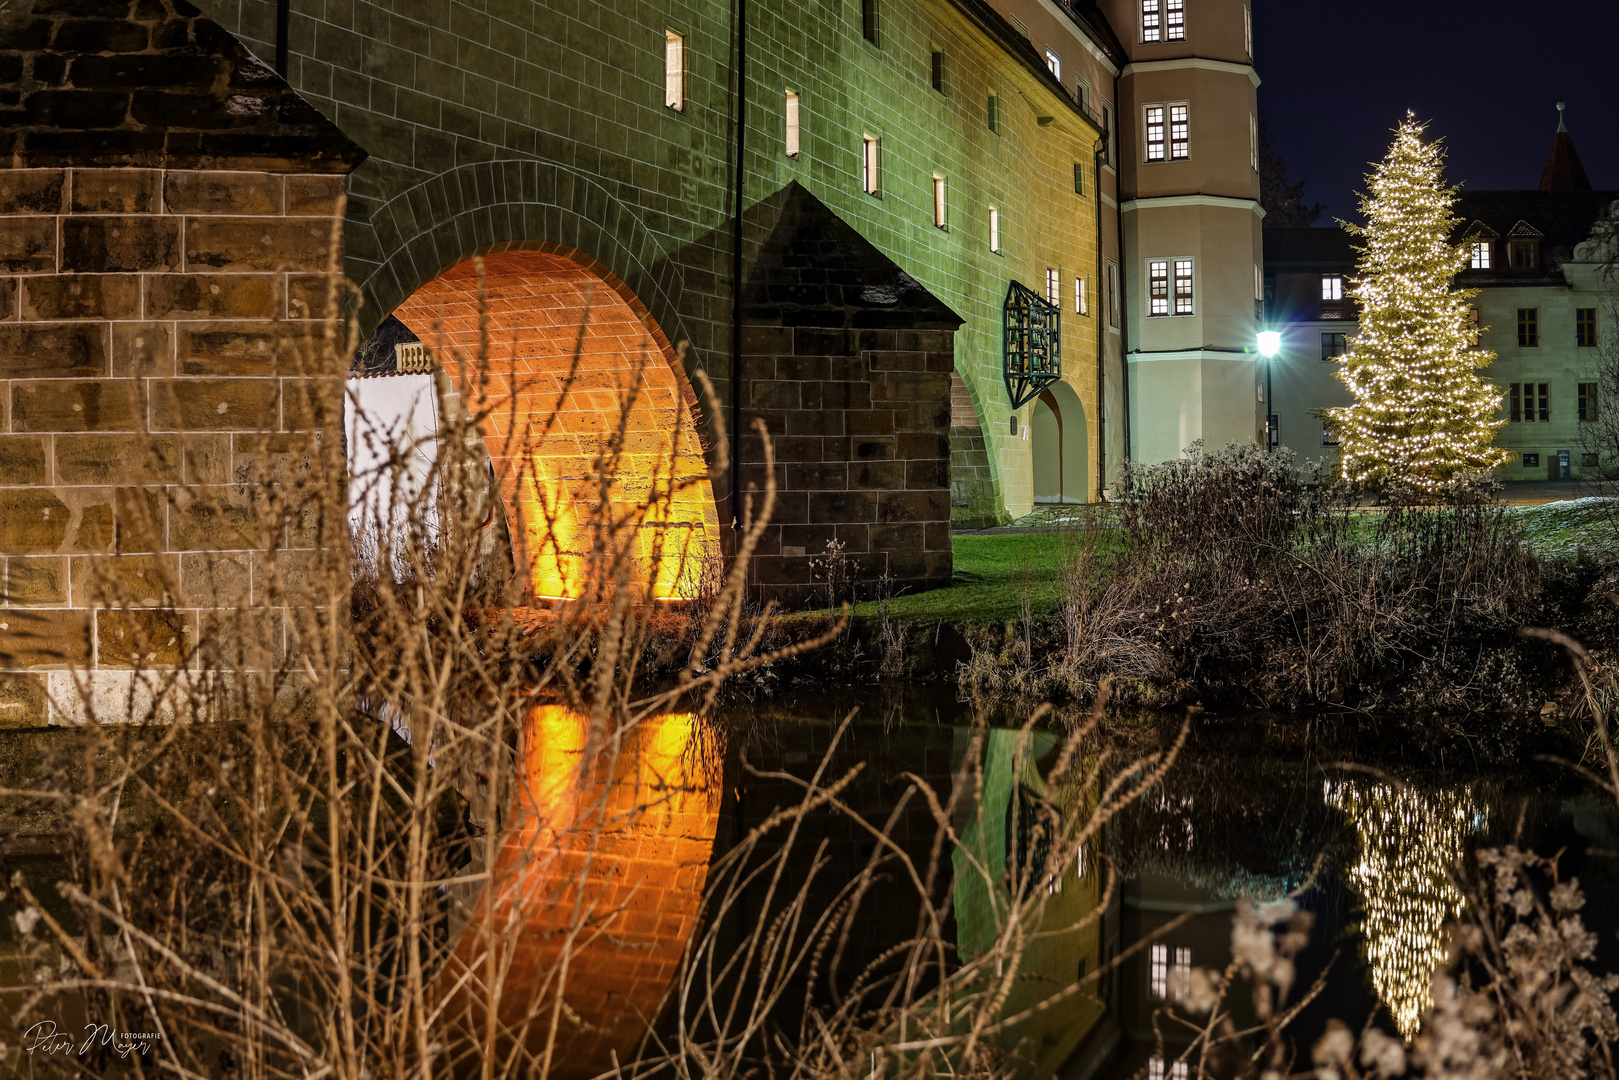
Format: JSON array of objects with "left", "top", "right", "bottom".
[
  {"left": 446, "top": 706, "right": 720, "bottom": 1077},
  {"left": 1032, "top": 384, "right": 1089, "bottom": 504},
  {"left": 390, "top": 251, "right": 717, "bottom": 600}
]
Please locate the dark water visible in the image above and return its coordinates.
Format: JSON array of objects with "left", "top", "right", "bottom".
[{"left": 717, "top": 686, "right": 1619, "bottom": 1079}]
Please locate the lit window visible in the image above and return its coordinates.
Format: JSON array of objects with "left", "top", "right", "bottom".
[
  {"left": 1321, "top": 332, "right": 1347, "bottom": 360},
  {"left": 1148, "top": 260, "right": 1169, "bottom": 315},
  {"left": 1046, "top": 267, "right": 1060, "bottom": 305},
  {"left": 862, "top": 137, "right": 881, "bottom": 196},
  {"left": 1244, "top": 2, "right": 1252, "bottom": 55},
  {"left": 861, "top": 0, "right": 878, "bottom": 43},
  {"left": 1321, "top": 274, "right": 1344, "bottom": 301},
  {"left": 1469, "top": 240, "right": 1491, "bottom": 269},
  {"left": 1145, "top": 105, "right": 1166, "bottom": 161},
  {"left": 1173, "top": 259, "right": 1193, "bottom": 314},
  {"left": 1249, "top": 112, "right": 1258, "bottom": 171},
  {"left": 1173, "top": 947, "right": 1191, "bottom": 997},
  {"left": 1253, "top": 263, "right": 1262, "bottom": 301},
  {"left": 1172, "top": 1064, "right": 1189, "bottom": 1080},
  {"left": 1578, "top": 307, "right": 1597, "bottom": 347},
  {"left": 1517, "top": 307, "right": 1538, "bottom": 347},
  {"left": 1169, "top": 103, "right": 1188, "bottom": 159},
  {"left": 989, "top": 206, "right": 1000, "bottom": 252},
  {"left": 1045, "top": 49, "right": 1061, "bottom": 80},
  {"left": 931, "top": 51, "right": 944, "bottom": 92},
  {"left": 665, "top": 31, "right": 686, "bottom": 111},
  {"left": 1148, "top": 1059, "right": 1166, "bottom": 1080},
  {"left": 1579, "top": 382, "right": 1598, "bottom": 421},
  {"left": 1075, "top": 276, "right": 1088, "bottom": 315},
  {"left": 932, "top": 175, "right": 946, "bottom": 228},
  {"left": 785, "top": 91, "right": 800, "bottom": 157},
  {"left": 1141, "top": 0, "right": 1161, "bottom": 42},
  {"left": 1165, "top": 0, "right": 1184, "bottom": 40},
  {"left": 1149, "top": 943, "right": 1168, "bottom": 997},
  {"left": 988, "top": 93, "right": 1000, "bottom": 134}
]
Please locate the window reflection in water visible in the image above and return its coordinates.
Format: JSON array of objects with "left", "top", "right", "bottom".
[{"left": 1324, "top": 780, "right": 1485, "bottom": 1037}]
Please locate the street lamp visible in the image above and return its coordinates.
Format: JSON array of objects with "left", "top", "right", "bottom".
[{"left": 1257, "top": 330, "right": 1281, "bottom": 451}]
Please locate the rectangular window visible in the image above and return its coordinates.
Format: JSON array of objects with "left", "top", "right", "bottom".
[
  {"left": 1165, "top": 0, "right": 1185, "bottom": 40},
  {"left": 862, "top": 136, "right": 880, "bottom": 196},
  {"left": 1149, "top": 943, "right": 1168, "bottom": 998},
  {"left": 1469, "top": 240, "right": 1491, "bottom": 269},
  {"left": 1584, "top": 452, "right": 1600, "bottom": 468},
  {"left": 1518, "top": 308, "right": 1538, "bottom": 347},
  {"left": 1533, "top": 383, "right": 1549, "bottom": 421},
  {"left": 987, "top": 93, "right": 1000, "bottom": 134},
  {"left": 932, "top": 175, "right": 946, "bottom": 228},
  {"left": 989, "top": 206, "right": 999, "bottom": 252},
  {"left": 1141, "top": 0, "right": 1161, "bottom": 42},
  {"left": 1102, "top": 103, "right": 1114, "bottom": 164},
  {"left": 1580, "top": 382, "right": 1598, "bottom": 421},
  {"left": 1172, "top": 948, "right": 1191, "bottom": 998},
  {"left": 1321, "top": 274, "right": 1344, "bottom": 301},
  {"left": 1524, "top": 453, "right": 1540, "bottom": 468},
  {"left": 1075, "top": 276, "right": 1088, "bottom": 315},
  {"left": 930, "top": 50, "right": 944, "bottom": 92},
  {"left": 784, "top": 91, "right": 800, "bottom": 157},
  {"left": 1577, "top": 307, "right": 1597, "bottom": 347},
  {"left": 1148, "top": 259, "right": 1169, "bottom": 316},
  {"left": 861, "top": 0, "right": 878, "bottom": 43},
  {"left": 1173, "top": 259, "right": 1194, "bottom": 314},
  {"left": 1073, "top": 162, "right": 1085, "bottom": 195},
  {"left": 1172, "top": 1065, "right": 1189, "bottom": 1080},
  {"left": 1046, "top": 267, "right": 1060, "bottom": 306},
  {"left": 1145, "top": 105, "right": 1166, "bottom": 161},
  {"left": 1148, "top": 1059, "right": 1165, "bottom": 1080},
  {"left": 1511, "top": 240, "right": 1536, "bottom": 269},
  {"left": 1169, "top": 103, "right": 1189, "bottom": 159},
  {"left": 1244, "top": 2, "right": 1252, "bottom": 55},
  {"left": 1075, "top": 75, "right": 1089, "bottom": 110},
  {"left": 1254, "top": 263, "right": 1262, "bottom": 301},
  {"left": 1045, "top": 49, "right": 1061, "bottom": 81},
  {"left": 1249, "top": 112, "right": 1258, "bottom": 171},
  {"left": 1321, "top": 332, "right": 1347, "bottom": 360},
  {"left": 1509, "top": 383, "right": 1521, "bottom": 422},
  {"left": 665, "top": 31, "right": 686, "bottom": 111},
  {"left": 1107, "top": 260, "right": 1120, "bottom": 327},
  {"left": 1469, "top": 307, "right": 1481, "bottom": 335}
]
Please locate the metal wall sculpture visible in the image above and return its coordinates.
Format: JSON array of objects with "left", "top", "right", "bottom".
[{"left": 1003, "top": 280, "right": 1061, "bottom": 408}]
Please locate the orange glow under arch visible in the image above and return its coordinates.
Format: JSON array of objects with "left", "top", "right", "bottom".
[{"left": 391, "top": 249, "right": 717, "bottom": 600}]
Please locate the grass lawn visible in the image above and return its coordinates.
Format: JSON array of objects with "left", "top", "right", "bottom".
[
  {"left": 1512, "top": 498, "right": 1619, "bottom": 560},
  {"left": 844, "top": 532, "right": 1092, "bottom": 625}
]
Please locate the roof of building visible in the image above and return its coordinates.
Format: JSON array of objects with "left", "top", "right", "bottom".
[
  {"left": 1263, "top": 227, "right": 1356, "bottom": 270},
  {"left": 0, "top": 0, "right": 365, "bottom": 172},
  {"left": 1538, "top": 107, "right": 1592, "bottom": 192},
  {"left": 1453, "top": 189, "right": 1617, "bottom": 279}
]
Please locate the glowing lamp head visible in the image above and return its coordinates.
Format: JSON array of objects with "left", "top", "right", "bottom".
[{"left": 1257, "top": 330, "right": 1282, "bottom": 359}]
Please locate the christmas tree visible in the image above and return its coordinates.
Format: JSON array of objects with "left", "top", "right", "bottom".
[{"left": 1325, "top": 114, "right": 1510, "bottom": 493}]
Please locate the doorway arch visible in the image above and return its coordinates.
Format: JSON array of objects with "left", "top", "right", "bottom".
[
  {"left": 1031, "top": 381, "right": 1090, "bottom": 504},
  {"left": 388, "top": 250, "right": 718, "bottom": 601}
]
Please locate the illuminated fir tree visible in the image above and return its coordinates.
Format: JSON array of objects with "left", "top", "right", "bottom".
[{"left": 1325, "top": 114, "right": 1510, "bottom": 492}]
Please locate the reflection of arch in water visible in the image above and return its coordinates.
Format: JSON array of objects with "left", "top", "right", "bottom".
[
  {"left": 446, "top": 706, "right": 720, "bottom": 1076},
  {"left": 1324, "top": 780, "right": 1484, "bottom": 1038},
  {"left": 1032, "top": 382, "right": 1089, "bottom": 504},
  {"left": 389, "top": 250, "right": 719, "bottom": 600}
]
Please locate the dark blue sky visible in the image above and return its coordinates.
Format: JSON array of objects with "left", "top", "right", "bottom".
[{"left": 1254, "top": 0, "right": 1619, "bottom": 222}]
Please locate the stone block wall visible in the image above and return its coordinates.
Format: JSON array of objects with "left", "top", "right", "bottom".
[{"left": 0, "top": 166, "right": 346, "bottom": 727}]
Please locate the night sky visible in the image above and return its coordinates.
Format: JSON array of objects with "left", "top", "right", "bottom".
[{"left": 1253, "top": 0, "right": 1619, "bottom": 223}]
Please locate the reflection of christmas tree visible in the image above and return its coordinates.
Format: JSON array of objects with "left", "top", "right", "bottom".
[{"left": 1324, "top": 781, "right": 1483, "bottom": 1037}]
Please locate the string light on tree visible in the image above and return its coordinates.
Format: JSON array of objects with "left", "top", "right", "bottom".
[{"left": 1324, "top": 114, "right": 1511, "bottom": 492}]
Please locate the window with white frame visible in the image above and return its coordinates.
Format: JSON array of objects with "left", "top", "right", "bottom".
[
  {"left": 862, "top": 136, "right": 881, "bottom": 196},
  {"left": 665, "top": 31, "right": 686, "bottom": 111},
  {"left": 932, "top": 175, "right": 946, "bottom": 228},
  {"left": 1148, "top": 1059, "right": 1166, "bottom": 1080},
  {"left": 785, "top": 91, "right": 800, "bottom": 157},
  {"left": 1046, "top": 267, "right": 1060, "bottom": 305},
  {"left": 989, "top": 206, "right": 1000, "bottom": 252},
  {"left": 1321, "top": 274, "right": 1344, "bottom": 301},
  {"left": 1145, "top": 103, "right": 1188, "bottom": 161},
  {"left": 1244, "top": 3, "right": 1252, "bottom": 56},
  {"left": 1173, "top": 947, "right": 1191, "bottom": 997},
  {"left": 1469, "top": 239, "right": 1491, "bottom": 269},
  {"left": 1075, "top": 75, "right": 1089, "bottom": 110},
  {"left": 1165, "top": 0, "right": 1184, "bottom": 40},
  {"left": 1141, "top": 0, "right": 1162, "bottom": 41},
  {"left": 1254, "top": 263, "right": 1262, "bottom": 301},
  {"left": 1045, "top": 49, "right": 1061, "bottom": 80},
  {"left": 1169, "top": 103, "right": 1188, "bottom": 159},
  {"left": 1174, "top": 259, "right": 1193, "bottom": 313},
  {"left": 1149, "top": 944, "right": 1168, "bottom": 997},
  {"left": 1172, "top": 1064, "right": 1189, "bottom": 1080},
  {"left": 1249, "top": 112, "right": 1258, "bottom": 170},
  {"left": 1075, "top": 276, "right": 1088, "bottom": 315},
  {"left": 1148, "top": 259, "right": 1194, "bottom": 315},
  {"left": 1145, "top": 105, "right": 1166, "bottom": 161}
]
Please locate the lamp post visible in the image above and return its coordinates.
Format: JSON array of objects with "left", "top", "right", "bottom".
[{"left": 1257, "top": 329, "right": 1281, "bottom": 451}]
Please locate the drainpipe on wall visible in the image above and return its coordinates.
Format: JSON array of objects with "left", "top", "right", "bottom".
[
  {"left": 1111, "top": 74, "right": 1132, "bottom": 481},
  {"left": 730, "top": 0, "right": 747, "bottom": 533},
  {"left": 1094, "top": 144, "right": 1106, "bottom": 499}
]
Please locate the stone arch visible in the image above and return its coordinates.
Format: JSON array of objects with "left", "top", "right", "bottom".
[
  {"left": 388, "top": 249, "right": 718, "bottom": 600},
  {"left": 1032, "top": 382, "right": 1089, "bottom": 504}
]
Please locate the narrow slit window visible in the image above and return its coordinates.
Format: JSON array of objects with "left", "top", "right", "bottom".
[
  {"left": 1075, "top": 75, "right": 1089, "bottom": 110},
  {"left": 1102, "top": 103, "right": 1114, "bottom": 164},
  {"left": 862, "top": 136, "right": 881, "bottom": 196},
  {"left": 785, "top": 91, "right": 800, "bottom": 157},
  {"left": 1244, "top": 2, "right": 1252, "bottom": 55},
  {"left": 1107, "top": 260, "right": 1119, "bottom": 327},
  {"left": 1249, "top": 112, "right": 1258, "bottom": 171},
  {"left": 1509, "top": 383, "right": 1521, "bottom": 422},
  {"left": 665, "top": 31, "right": 686, "bottom": 111},
  {"left": 932, "top": 175, "right": 946, "bottom": 228},
  {"left": 989, "top": 206, "right": 999, "bottom": 252},
  {"left": 1580, "top": 382, "right": 1598, "bottom": 421},
  {"left": 1073, "top": 162, "right": 1085, "bottom": 195},
  {"left": 1075, "top": 276, "right": 1087, "bottom": 315},
  {"left": 987, "top": 93, "right": 1000, "bottom": 133},
  {"left": 861, "top": 0, "right": 878, "bottom": 44},
  {"left": 1045, "top": 267, "right": 1059, "bottom": 305},
  {"left": 930, "top": 50, "right": 944, "bottom": 92}
]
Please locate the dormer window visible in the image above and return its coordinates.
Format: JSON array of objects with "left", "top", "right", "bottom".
[
  {"left": 1510, "top": 241, "right": 1537, "bottom": 269},
  {"left": 1469, "top": 240, "right": 1491, "bottom": 269},
  {"left": 1321, "top": 274, "right": 1344, "bottom": 301}
]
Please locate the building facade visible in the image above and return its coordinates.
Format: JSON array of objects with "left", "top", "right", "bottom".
[{"left": 1266, "top": 120, "right": 1617, "bottom": 483}]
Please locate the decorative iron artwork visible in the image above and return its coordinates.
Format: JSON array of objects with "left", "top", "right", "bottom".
[{"left": 1003, "top": 280, "right": 1061, "bottom": 409}]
